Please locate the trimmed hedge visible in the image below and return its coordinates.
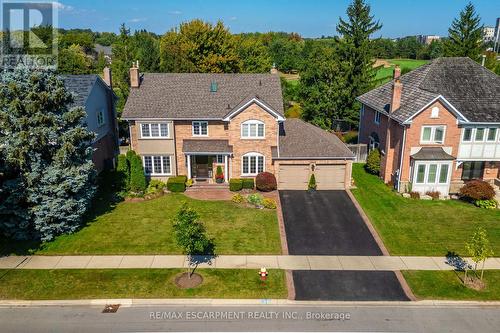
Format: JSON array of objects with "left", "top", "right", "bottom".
[
  {"left": 229, "top": 178, "right": 243, "bottom": 192},
  {"left": 242, "top": 178, "right": 255, "bottom": 189},
  {"left": 167, "top": 176, "right": 187, "bottom": 192}
]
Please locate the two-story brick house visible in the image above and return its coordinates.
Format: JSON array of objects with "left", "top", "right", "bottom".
[
  {"left": 122, "top": 64, "right": 354, "bottom": 190},
  {"left": 358, "top": 57, "right": 500, "bottom": 195}
]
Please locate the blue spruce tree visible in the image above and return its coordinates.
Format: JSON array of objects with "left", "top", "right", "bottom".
[{"left": 0, "top": 67, "right": 96, "bottom": 241}]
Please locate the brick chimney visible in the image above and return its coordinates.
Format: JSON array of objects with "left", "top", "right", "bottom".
[
  {"left": 391, "top": 66, "right": 402, "bottom": 112},
  {"left": 103, "top": 67, "right": 112, "bottom": 88},
  {"left": 129, "top": 61, "right": 140, "bottom": 88}
]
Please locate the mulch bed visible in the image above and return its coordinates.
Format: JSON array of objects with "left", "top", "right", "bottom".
[{"left": 174, "top": 272, "right": 203, "bottom": 288}]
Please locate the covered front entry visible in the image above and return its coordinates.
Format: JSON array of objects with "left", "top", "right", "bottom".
[{"left": 183, "top": 139, "right": 233, "bottom": 183}]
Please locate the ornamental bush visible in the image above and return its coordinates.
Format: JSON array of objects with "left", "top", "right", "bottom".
[
  {"left": 128, "top": 151, "right": 147, "bottom": 193},
  {"left": 308, "top": 174, "right": 317, "bottom": 190},
  {"left": 255, "top": 172, "right": 277, "bottom": 192},
  {"left": 229, "top": 178, "right": 243, "bottom": 191},
  {"left": 365, "top": 149, "right": 381, "bottom": 175},
  {"left": 263, "top": 198, "right": 277, "bottom": 209},
  {"left": 425, "top": 191, "right": 440, "bottom": 200},
  {"left": 459, "top": 180, "right": 495, "bottom": 201},
  {"left": 215, "top": 165, "right": 224, "bottom": 182},
  {"left": 474, "top": 199, "right": 498, "bottom": 209},
  {"left": 247, "top": 193, "right": 264, "bottom": 207},
  {"left": 242, "top": 178, "right": 255, "bottom": 189},
  {"left": 116, "top": 154, "right": 130, "bottom": 191},
  {"left": 146, "top": 179, "right": 166, "bottom": 195},
  {"left": 231, "top": 193, "right": 245, "bottom": 204}
]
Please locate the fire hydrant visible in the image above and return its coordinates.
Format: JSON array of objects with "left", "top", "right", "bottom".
[{"left": 259, "top": 267, "right": 268, "bottom": 282}]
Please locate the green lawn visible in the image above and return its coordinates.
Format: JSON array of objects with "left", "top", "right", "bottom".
[
  {"left": 351, "top": 164, "right": 500, "bottom": 256},
  {"left": 403, "top": 270, "right": 500, "bottom": 301},
  {"left": 3, "top": 193, "right": 281, "bottom": 255},
  {"left": 374, "top": 59, "right": 429, "bottom": 86},
  {"left": 0, "top": 269, "right": 287, "bottom": 300}
]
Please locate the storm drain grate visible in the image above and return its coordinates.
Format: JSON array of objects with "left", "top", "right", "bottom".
[{"left": 102, "top": 304, "right": 120, "bottom": 313}]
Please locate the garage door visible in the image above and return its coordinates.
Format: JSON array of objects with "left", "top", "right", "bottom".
[
  {"left": 315, "top": 164, "right": 346, "bottom": 190},
  {"left": 278, "top": 164, "right": 310, "bottom": 190}
]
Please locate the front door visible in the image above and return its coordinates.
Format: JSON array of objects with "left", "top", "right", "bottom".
[
  {"left": 412, "top": 161, "right": 452, "bottom": 194},
  {"left": 195, "top": 156, "right": 209, "bottom": 178}
]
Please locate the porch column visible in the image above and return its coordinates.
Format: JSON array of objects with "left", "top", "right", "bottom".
[
  {"left": 224, "top": 155, "right": 228, "bottom": 183},
  {"left": 187, "top": 154, "right": 191, "bottom": 179}
]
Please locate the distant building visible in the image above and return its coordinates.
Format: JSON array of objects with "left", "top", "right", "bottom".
[
  {"left": 417, "top": 35, "right": 441, "bottom": 45},
  {"left": 483, "top": 26, "right": 495, "bottom": 42},
  {"left": 92, "top": 44, "right": 112, "bottom": 64},
  {"left": 494, "top": 18, "right": 500, "bottom": 52}
]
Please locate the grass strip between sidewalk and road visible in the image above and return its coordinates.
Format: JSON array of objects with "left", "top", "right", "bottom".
[
  {"left": 403, "top": 270, "right": 500, "bottom": 301},
  {"left": 0, "top": 269, "right": 287, "bottom": 300}
]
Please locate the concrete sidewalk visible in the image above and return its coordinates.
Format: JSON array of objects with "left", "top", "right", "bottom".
[{"left": 1, "top": 255, "right": 500, "bottom": 271}]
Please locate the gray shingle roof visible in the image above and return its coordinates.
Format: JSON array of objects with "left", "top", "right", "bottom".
[
  {"left": 122, "top": 73, "right": 284, "bottom": 119},
  {"left": 276, "top": 119, "right": 354, "bottom": 159},
  {"left": 411, "top": 147, "right": 455, "bottom": 160},
  {"left": 61, "top": 74, "right": 98, "bottom": 107},
  {"left": 357, "top": 57, "right": 500, "bottom": 123},
  {"left": 183, "top": 139, "right": 233, "bottom": 154}
]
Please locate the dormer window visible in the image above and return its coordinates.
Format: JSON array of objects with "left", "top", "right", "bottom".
[{"left": 241, "top": 120, "right": 265, "bottom": 139}]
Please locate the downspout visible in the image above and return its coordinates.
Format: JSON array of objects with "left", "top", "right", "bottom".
[{"left": 397, "top": 125, "right": 407, "bottom": 193}]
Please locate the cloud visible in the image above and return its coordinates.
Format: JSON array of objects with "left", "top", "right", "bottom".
[
  {"left": 168, "top": 10, "right": 182, "bottom": 15},
  {"left": 52, "top": 2, "right": 73, "bottom": 11},
  {"left": 229, "top": 16, "right": 237, "bottom": 21},
  {"left": 129, "top": 17, "right": 147, "bottom": 23}
]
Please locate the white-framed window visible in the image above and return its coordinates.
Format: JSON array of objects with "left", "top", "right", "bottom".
[
  {"left": 475, "top": 128, "right": 485, "bottom": 142},
  {"left": 487, "top": 128, "right": 497, "bottom": 142},
  {"left": 414, "top": 162, "right": 450, "bottom": 184},
  {"left": 430, "top": 106, "right": 440, "bottom": 118},
  {"left": 242, "top": 152, "right": 264, "bottom": 175},
  {"left": 216, "top": 155, "right": 224, "bottom": 163},
  {"left": 462, "top": 128, "right": 472, "bottom": 142},
  {"left": 420, "top": 125, "right": 445, "bottom": 144},
  {"left": 140, "top": 123, "right": 169, "bottom": 138},
  {"left": 241, "top": 120, "right": 265, "bottom": 139},
  {"left": 374, "top": 111, "right": 381, "bottom": 124},
  {"left": 143, "top": 155, "right": 172, "bottom": 175},
  {"left": 192, "top": 121, "right": 208, "bottom": 136},
  {"left": 97, "top": 109, "right": 105, "bottom": 127}
]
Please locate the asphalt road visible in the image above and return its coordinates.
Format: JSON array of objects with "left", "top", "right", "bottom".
[
  {"left": 1, "top": 304, "right": 499, "bottom": 332},
  {"left": 279, "top": 190, "right": 382, "bottom": 256}
]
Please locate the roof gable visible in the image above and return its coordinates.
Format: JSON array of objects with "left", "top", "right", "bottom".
[{"left": 222, "top": 96, "right": 285, "bottom": 121}]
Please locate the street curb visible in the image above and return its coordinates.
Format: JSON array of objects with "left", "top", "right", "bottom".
[{"left": 1, "top": 299, "right": 500, "bottom": 308}]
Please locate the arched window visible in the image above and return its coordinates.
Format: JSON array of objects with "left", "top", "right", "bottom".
[
  {"left": 242, "top": 152, "right": 265, "bottom": 175},
  {"left": 241, "top": 120, "right": 265, "bottom": 139}
]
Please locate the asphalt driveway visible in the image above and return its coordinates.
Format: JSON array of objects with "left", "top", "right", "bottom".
[
  {"left": 279, "top": 190, "right": 382, "bottom": 255},
  {"left": 293, "top": 270, "right": 409, "bottom": 301}
]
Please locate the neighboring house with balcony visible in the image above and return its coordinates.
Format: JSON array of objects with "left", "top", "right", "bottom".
[
  {"left": 357, "top": 57, "right": 500, "bottom": 195},
  {"left": 62, "top": 68, "right": 119, "bottom": 172},
  {"left": 122, "top": 64, "right": 354, "bottom": 190}
]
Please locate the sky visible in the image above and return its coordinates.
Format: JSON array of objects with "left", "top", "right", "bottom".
[{"left": 50, "top": 0, "right": 500, "bottom": 38}]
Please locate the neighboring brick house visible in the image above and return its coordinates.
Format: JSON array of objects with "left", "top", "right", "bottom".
[
  {"left": 357, "top": 57, "right": 500, "bottom": 195},
  {"left": 62, "top": 68, "right": 119, "bottom": 172},
  {"left": 122, "top": 64, "right": 354, "bottom": 190}
]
